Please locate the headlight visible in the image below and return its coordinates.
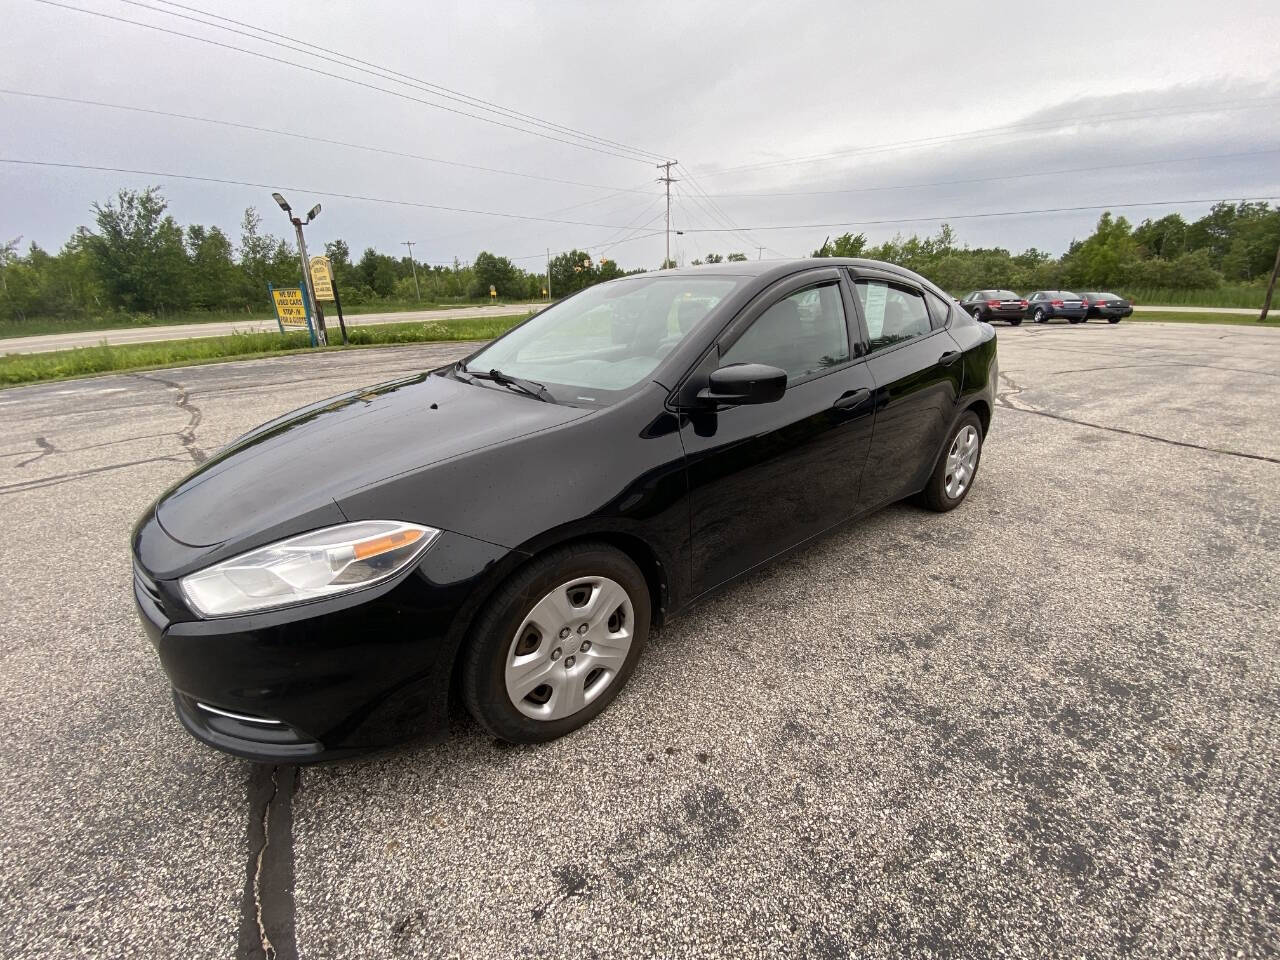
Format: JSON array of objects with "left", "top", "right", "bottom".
[{"left": 180, "top": 520, "right": 440, "bottom": 618}]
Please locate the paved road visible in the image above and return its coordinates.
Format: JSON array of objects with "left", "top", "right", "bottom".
[
  {"left": 1, "top": 324, "right": 1277, "bottom": 958},
  {"left": 0, "top": 303, "right": 1266, "bottom": 356},
  {"left": 1131, "top": 304, "right": 1264, "bottom": 315},
  {"left": 0, "top": 303, "right": 539, "bottom": 355}
]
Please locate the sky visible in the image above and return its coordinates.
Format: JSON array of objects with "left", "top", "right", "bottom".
[{"left": 2, "top": 0, "right": 1279, "bottom": 272}]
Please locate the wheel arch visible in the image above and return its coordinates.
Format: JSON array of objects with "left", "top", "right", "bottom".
[
  {"left": 445, "top": 525, "right": 672, "bottom": 708},
  {"left": 964, "top": 397, "right": 992, "bottom": 436}
]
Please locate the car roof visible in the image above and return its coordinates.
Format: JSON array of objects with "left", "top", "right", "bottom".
[{"left": 642, "top": 257, "right": 942, "bottom": 290}]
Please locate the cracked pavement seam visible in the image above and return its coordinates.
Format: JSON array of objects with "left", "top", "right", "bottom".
[
  {"left": 131, "top": 372, "right": 207, "bottom": 463},
  {"left": 240, "top": 765, "right": 298, "bottom": 960},
  {"left": 996, "top": 372, "right": 1280, "bottom": 465}
]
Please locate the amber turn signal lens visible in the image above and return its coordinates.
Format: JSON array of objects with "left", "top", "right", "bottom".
[{"left": 353, "top": 528, "right": 425, "bottom": 560}]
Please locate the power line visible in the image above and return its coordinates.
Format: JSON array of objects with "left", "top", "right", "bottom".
[
  {"left": 693, "top": 96, "right": 1280, "bottom": 178},
  {"left": 673, "top": 197, "right": 1280, "bottom": 233},
  {"left": 0, "top": 88, "right": 654, "bottom": 196},
  {"left": 8, "top": 158, "right": 1272, "bottom": 254},
  {"left": 0, "top": 157, "right": 662, "bottom": 228},
  {"left": 28, "top": 0, "right": 661, "bottom": 164},
  {"left": 141, "top": 0, "right": 671, "bottom": 163},
  {"left": 677, "top": 168, "right": 788, "bottom": 258},
  {"left": 699, "top": 148, "right": 1280, "bottom": 199}
]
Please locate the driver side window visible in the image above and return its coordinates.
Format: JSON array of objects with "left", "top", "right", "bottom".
[{"left": 720, "top": 283, "right": 850, "bottom": 383}]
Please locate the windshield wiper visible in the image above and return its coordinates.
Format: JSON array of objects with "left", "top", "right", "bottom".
[{"left": 458, "top": 364, "right": 555, "bottom": 403}]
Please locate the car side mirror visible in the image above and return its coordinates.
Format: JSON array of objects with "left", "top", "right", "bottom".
[{"left": 698, "top": 363, "right": 787, "bottom": 406}]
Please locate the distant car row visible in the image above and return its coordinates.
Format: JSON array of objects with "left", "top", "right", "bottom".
[{"left": 959, "top": 290, "right": 1133, "bottom": 326}]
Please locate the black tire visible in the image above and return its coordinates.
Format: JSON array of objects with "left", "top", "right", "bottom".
[
  {"left": 918, "top": 411, "right": 984, "bottom": 513},
  {"left": 1033, "top": 308, "right": 1047, "bottom": 323},
  {"left": 461, "top": 541, "right": 650, "bottom": 743},
  {"left": 1008, "top": 317, "right": 1023, "bottom": 326},
  {"left": 1068, "top": 317, "right": 1083, "bottom": 324},
  {"left": 1108, "top": 317, "right": 1121, "bottom": 324}
]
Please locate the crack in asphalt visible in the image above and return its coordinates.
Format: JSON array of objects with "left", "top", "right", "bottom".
[
  {"left": 0, "top": 454, "right": 186, "bottom": 495},
  {"left": 996, "top": 373, "right": 1280, "bottom": 465},
  {"left": 15, "top": 435, "right": 56, "bottom": 468},
  {"left": 130, "top": 372, "right": 207, "bottom": 463},
  {"left": 240, "top": 765, "right": 298, "bottom": 960}
]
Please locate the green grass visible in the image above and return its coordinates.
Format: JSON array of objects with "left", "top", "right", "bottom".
[
  {"left": 1121, "top": 285, "right": 1271, "bottom": 309},
  {"left": 0, "top": 315, "right": 525, "bottom": 388},
  {"left": 1123, "top": 311, "right": 1277, "bottom": 326},
  {"left": 0, "top": 299, "right": 541, "bottom": 340}
]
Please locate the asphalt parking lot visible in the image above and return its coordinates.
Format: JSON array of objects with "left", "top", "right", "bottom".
[{"left": 2, "top": 322, "right": 1277, "bottom": 959}]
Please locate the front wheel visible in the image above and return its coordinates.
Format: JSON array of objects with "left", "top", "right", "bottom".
[
  {"left": 461, "top": 542, "right": 650, "bottom": 743},
  {"left": 919, "top": 412, "right": 983, "bottom": 512}
]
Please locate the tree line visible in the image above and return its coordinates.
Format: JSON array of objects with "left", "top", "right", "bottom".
[
  {"left": 0, "top": 186, "right": 651, "bottom": 323},
  {"left": 2, "top": 186, "right": 1276, "bottom": 324},
  {"left": 812, "top": 202, "right": 1280, "bottom": 295}
]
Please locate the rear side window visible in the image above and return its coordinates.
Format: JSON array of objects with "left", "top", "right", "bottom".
[
  {"left": 855, "top": 280, "right": 933, "bottom": 351},
  {"left": 926, "top": 291, "right": 951, "bottom": 329},
  {"left": 721, "top": 282, "right": 850, "bottom": 383}
]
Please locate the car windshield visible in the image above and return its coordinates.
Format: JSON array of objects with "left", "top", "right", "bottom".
[
  {"left": 1097, "top": 292, "right": 1120, "bottom": 299},
  {"left": 989, "top": 290, "right": 1019, "bottom": 299},
  {"left": 465, "top": 275, "right": 742, "bottom": 404}
]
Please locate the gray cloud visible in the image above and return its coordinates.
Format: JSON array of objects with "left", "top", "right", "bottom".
[{"left": 2, "top": 0, "right": 1278, "bottom": 269}]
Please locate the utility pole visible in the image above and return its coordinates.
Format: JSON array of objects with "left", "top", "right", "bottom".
[
  {"left": 656, "top": 160, "right": 679, "bottom": 268},
  {"left": 1260, "top": 241, "right": 1280, "bottom": 323},
  {"left": 272, "top": 192, "right": 327, "bottom": 346},
  {"left": 757, "top": 246, "right": 765, "bottom": 260},
  {"left": 401, "top": 241, "right": 421, "bottom": 300},
  {"left": 546, "top": 247, "right": 551, "bottom": 301}
]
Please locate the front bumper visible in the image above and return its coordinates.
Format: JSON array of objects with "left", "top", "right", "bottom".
[{"left": 133, "top": 520, "right": 516, "bottom": 762}]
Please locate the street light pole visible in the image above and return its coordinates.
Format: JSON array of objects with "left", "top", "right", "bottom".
[
  {"left": 402, "top": 241, "right": 421, "bottom": 300},
  {"left": 272, "top": 192, "right": 328, "bottom": 346}
]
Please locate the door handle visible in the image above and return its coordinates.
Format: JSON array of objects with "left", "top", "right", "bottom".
[
  {"left": 938, "top": 350, "right": 962, "bottom": 366},
  {"left": 833, "top": 388, "right": 871, "bottom": 410}
]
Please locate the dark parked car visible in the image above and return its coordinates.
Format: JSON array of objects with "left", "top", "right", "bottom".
[
  {"left": 1025, "top": 290, "right": 1088, "bottom": 323},
  {"left": 960, "top": 289, "right": 1028, "bottom": 325},
  {"left": 132, "top": 258, "right": 997, "bottom": 761},
  {"left": 1079, "top": 292, "right": 1133, "bottom": 322}
]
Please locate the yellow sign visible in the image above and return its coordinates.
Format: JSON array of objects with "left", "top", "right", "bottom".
[
  {"left": 272, "top": 287, "right": 309, "bottom": 328},
  {"left": 309, "top": 256, "right": 335, "bottom": 301},
  {"left": 489, "top": 285, "right": 497, "bottom": 299}
]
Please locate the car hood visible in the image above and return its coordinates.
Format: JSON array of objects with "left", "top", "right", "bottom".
[{"left": 155, "top": 371, "right": 590, "bottom": 548}]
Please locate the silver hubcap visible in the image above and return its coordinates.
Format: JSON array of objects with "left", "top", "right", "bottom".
[
  {"left": 945, "top": 425, "right": 980, "bottom": 498},
  {"left": 504, "top": 577, "right": 635, "bottom": 721}
]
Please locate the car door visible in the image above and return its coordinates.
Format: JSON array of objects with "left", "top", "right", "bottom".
[
  {"left": 677, "top": 268, "right": 877, "bottom": 595},
  {"left": 848, "top": 270, "right": 964, "bottom": 512}
]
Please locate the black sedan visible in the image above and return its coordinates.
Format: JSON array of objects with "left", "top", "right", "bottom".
[
  {"left": 959, "top": 289, "right": 1028, "bottom": 325},
  {"left": 1079, "top": 291, "right": 1133, "bottom": 322},
  {"left": 1025, "top": 291, "right": 1089, "bottom": 324},
  {"left": 132, "top": 258, "right": 997, "bottom": 761}
]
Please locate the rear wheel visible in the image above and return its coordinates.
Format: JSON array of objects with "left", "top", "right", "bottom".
[
  {"left": 919, "top": 412, "right": 983, "bottom": 512},
  {"left": 461, "top": 542, "right": 650, "bottom": 743},
  {"left": 1033, "top": 308, "right": 1047, "bottom": 323},
  {"left": 1108, "top": 317, "right": 1121, "bottom": 324},
  {"left": 1008, "top": 317, "right": 1023, "bottom": 326}
]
